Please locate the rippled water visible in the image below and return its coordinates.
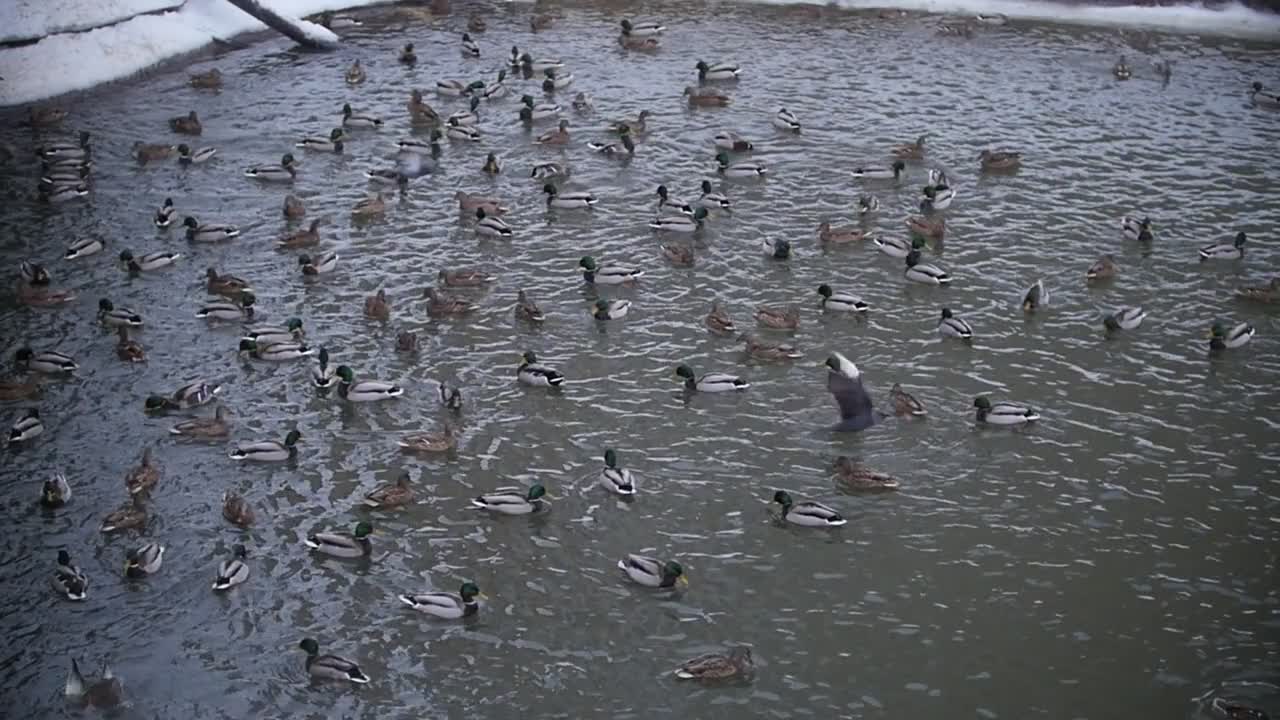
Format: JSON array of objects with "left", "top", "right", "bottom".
[{"left": 2, "top": 2, "right": 1278, "bottom": 718}]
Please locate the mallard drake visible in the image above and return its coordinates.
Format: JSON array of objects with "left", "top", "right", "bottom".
[
  {"left": 297, "top": 127, "right": 346, "bottom": 152},
  {"left": 212, "top": 544, "right": 249, "bottom": 591},
  {"left": 39, "top": 165, "right": 90, "bottom": 190},
  {"left": 14, "top": 347, "right": 76, "bottom": 374},
  {"left": 456, "top": 32, "right": 479, "bottom": 58},
  {"left": 400, "top": 582, "right": 485, "bottom": 619},
  {"left": 438, "top": 79, "right": 485, "bottom": 97},
  {"left": 424, "top": 287, "right": 476, "bottom": 316},
  {"left": 826, "top": 352, "right": 877, "bottom": 432},
  {"left": 698, "top": 180, "right": 731, "bottom": 209},
  {"left": 65, "top": 236, "right": 104, "bottom": 259},
  {"left": 397, "top": 41, "right": 416, "bottom": 64},
  {"left": 578, "top": 256, "right": 642, "bottom": 285},
  {"left": 285, "top": 194, "right": 306, "bottom": 218},
  {"left": 620, "top": 18, "right": 665, "bottom": 36},
  {"left": 481, "top": 153, "right": 502, "bottom": 175},
  {"left": 38, "top": 183, "right": 90, "bottom": 203},
  {"left": 448, "top": 97, "right": 483, "bottom": 128},
  {"left": 674, "top": 647, "right": 753, "bottom": 680},
  {"left": 1250, "top": 81, "right": 1280, "bottom": 108},
  {"left": 715, "top": 152, "right": 765, "bottom": 178},
  {"left": 132, "top": 142, "right": 174, "bottom": 163},
  {"left": 542, "top": 68, "right": 574, "bottom": 92},
  {"left": 437, "top": 382, "right": 463, "bottom": 412},
  {"left": 298, "top": 638, "right": 370, "bottom": 683},
  {"left": 170, "top": 405, "right": 230, "bottom": 438},
  {"left": 238, "top": 338, "right": 312, "bottom": 361},
  {"left": 65, "top": 658, "right": 123, "bottom": 709},
  {"left": 889, "top": 383, "right": 927, "bottom": 416},
  {"left": 531, "top": 161, "right": 569, "bottom": 180},
  {"left": 1086, "top": 254, "right": 1118, "bottom": 281},
  {"left": 230, "top": 429, "right": 301, "bottom": 461},
  {"left": 773, "top": 108, "right": 802, "bottom": 132},
  {"left": 471, "top": 208, "right": 512, "bottom": 238},
  {"left": 853, "top": 160, "right": 906, "bottom": 181},
  {"left": 586, "top": 131, "right": 634, "bottom": 157},
  {"left": 169, "top": 111, "right": 202, "bottom": 135},
  {"left": 1199, "top": 231, "right": 1247, "bottom": 261},
  {"left": 905, "top": 250, "right": 950, "bottom": 285},
  {"left": 519, "top": 53, "right": 564, "bottom": 73},
  {"left": 675, "top": 364, "right": 748, "bottom": 392},
  {"left": 763, "top": 238, "right": 791, "bottom": 259},
  {"left": 921, "top": 183, "right": 956, "bottom": 210},
  {"left": 335, "top": 365, "right": 403, "bottom": 402},
  {"left": 696, "top": 60, "right": 740, "bottom": 82},
  {"left": 978, "top": 149, "right": 1021, "bottom": 172},
  {"left": 817, "top": 284, "right": 869, "bottom": 312},
  {"left": 115, "top": 328, "right": 145, "bottom": 363},
  {"left": 541, "top": 184, "right": 596, "bottom": 210},
  {"left": 938, "top": 307, "right": 973, "bottom": 339},
  {"left": 713, "top": 131, "right": 752, "bottom": 152},
  {"left": 363, "top": 168, "right": 408, "bottom": 188},
  {"left": 975, "top": 12, "right": 1008, "bottom": 24},
  {"left": 398, "top": 423, "right": 457, "bottom": 454},
  {"left": 519, "top": 94, "right": 561, "bottom": 123},
  {"left": 38, "top": 131, "right": 91, "bottom": 160},
  {"left": 243, "top": 318, "right": 304, "bottom": 346},
  {"left": 655, "top": 184, "right": 693, "bottom": 216},
  {"left": 515, "top": 289, "right": 546, "bottom": 323},
  {"left": 119, "top": 249, "right": 180, "bottom": 273},
  {"left": 53, "top": 550, "right": 88, "bottom": 600},
  {"left": 244, "top": 154, "right": 296, "bottom": 182},
  {"left": 1103, "top": 306, "right": 1146, "bottom": 332},
  {"left": 773, "top": 490, "right": 846, "bottom": 526},
  {"left": 1022, "top": 279, "right": 1049, "bottom": 312},
  {"left": 741, "top": 334, "right": 802, "bottom": 361},
  {"left": 892, "top": 134, "right": 929, "bottom": 159},
  {"left": 1209, "top": 321, "right": 1254, "bottom": 350},
  {"left": 364, "top": 471, "right": 415, "bottom": 508},
  {"left": 363, "top": 289, "right": 390, "bottom": 321},
  {"left": 535, "top": 119, "right": 571, "bottom": 145},
  {"left": 41, "top": 472, "right": 72, "bottom": 508},
  {"left": 98, "top": 298, "right": 143, "bottom": 327},
  {"left": 650, "top": 207, "right": 708, "bottom": 233},
  {"left": 344, "top": 60, "right": 365, "bottom": 85},
  {"left": 818, "top": 222, "right": 874, "bottom": 244},
  {"left": 1236, "top": 277, "right": 1280, "bottom": 303},
  {"left": 833, "top": 456, "right": 900, "bottom": 491},
  {"left": 124, "top": 542, "right": 164, "bottom": 577},
  {"left": 123, "top": 447, "right": 160, "bottom": 496},
  {"left": 1121, "top": 215, "right": 1154, "bottom": 242},
  {"left": 183, "top": 216, "right": 240, "bottom": 242},
  {"left": 705, "top": 302, "right": 736, "bottom": 333},
  {"left": 221, "top": 490, "right": 254, "bottom": 528},
  {"left": 342, "top": 103, "right": 383, "bottom": 128},
  {"left": 592, "top": 298, "right": 631, "bottom": 320},
  {"left": 974, "top": 396, "right": 1040, "bottom": 425},
  {"left": 684, "top": 86, "right": 731, "bottom": 107},
  {"left": 351, "top": 193, "right": 386, "bottom": 217},
  {"left": 619, "top": 553, "right": 689, "bottom": 588},
  {"left": 754, "top": 304, "right": 798, "bottom": 329},
  {"left": 100, "top": 497, "right": 146, "bottom": 532},
  {"left": 306, "top": 346, "right": 336, "bottom": 389},
  {"left": 207, "top": 268, "right": 251, "bottom": 298},
  {"left": 177, "top": 144, "right": 216, "bottom": 165},
  {"left": 517, "top": 351, "right": 564, "bottom": 386},
  {"left": 472, "top": 484, "right": 549, "bottom": 514},
  {"left": 144, "top": 380, "right": 220, "bottom": 412},
  {"left": 299, "top": 252, "right": 339, "bottom": 276},
  {"left": 1113, "top": 56, "right": 1132, "bottom": 80}
]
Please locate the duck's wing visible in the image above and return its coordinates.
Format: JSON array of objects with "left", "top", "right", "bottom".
[{"left": 828, "top": 370, "right": 876, "bottom": 431}]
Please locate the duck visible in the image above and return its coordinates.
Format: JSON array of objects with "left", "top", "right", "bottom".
[
  {"left": 1022, "top": 279, "right": 1049, "bottom": 312},
  {"left": 176, "top": 144, "right": 217, "bottom": 165},
  {"left": 123, "top": 447, "right": 160, "bottom": 496},
  {"left": 183, "top": 216, "right": 240, "bottom": 242},
  {"left": 437, "top": 383, "right": 463, "bottom": 412},
  {"left": 592, "top": 448, "right": 638, "bottom": 495},
  {"left": 586, "top": 131, "right": 634, "bottom": 157},
  {"left": 468, "top": 15, "right": 486, "bottom": 32},
  {"left": 1209, "top": 321, "right": 1254, "bottom": 350},
  {"left": 39, "top": 165, "right": 90, "bottom": 189},
  {"left": 1121, "top": 215, "right": 1154, "bottom": 242},
  {"left": 515, "top": 290, "right": 546, "bottom": 323},
  {"left": 545, "top": 183, "right": 598, "bottom": 209},
  {"left": 975, "top": 12, "right": 1009, "bottom": 24},
  {"left": 474, "top": 208, "right": 513, "bottom": 238},
  {"left": 344, "top": 60, "right": 365, "bottom": 85},
  {"left": 99, "top": 498, "right": 147, "bottom": 532},
  {"left": 363, "top": 289, "right": 390, "bottom": 321},
  {"left": 53, "top": 550, "right": 88, "bottom": 600},
  {"left": 519, "top": 53, "right": 564, "bottom": 74},
  {"left": 438, "top": 268, "right": 495, "bottom": 288},
  {"left": 197, "top": 291, "right": 254, "bottom": 321},
  {"left": 189, "top": 68, "right": 222, "bottom": 88},
  {"left": 620, "top": 18, "right": 665, "bottom": 36},
  {"left": 482, "top": 153, "right": 501, "bottom": 174},
  {"left": 1249, "top": 81, "right": 1280, "bottom": 108},
  {"left": 705, "top": 302, "right": 736, "bottom": 333},
  {"left": 938, "top": 307, "right": 973, "bottom": 339},
  {"left": 773, "top": 108, "right": 802, "bottom": 132},
  {"left": 696, "top": 60, "right": 740, "bottom": 82},
  {"left": 889, "top": 383, "right": 927, "bottom": 416},
  {"left": 308, "top": 346, "right": 337, "bottom": 389},
  {"left": 1113, "top": 56, "right": 1132, "bottom": 80},
  {"left": 97, "top": 298, "right": 143, "bottom": 327},
  {"left": 124, "top": 542, "right": 164, "bottom": 577},
  {"left": 352, "top": 193, "right": 386, "bottom": 217},
  {"left": 144, "top": 380, "right": 221, "bottom": 412},
  {"left": 650, "top": 207, "right": 709, "bottom": 233},
  {"left": 853, "top": 160, "right": 906, "bottom": 181},
  {"left": 535, "top": 119, "right": 571, "bottom": 145},
  {"left": 0, "top": 379, "right": 39, "bottom": 402},
  {"left": 221, "top": 491, "right": 254, "bottom": 528},
  {"left": 14, "top": 347, "right": 76, "bottom": 374},
  {"left": 531, "top": 161, "right": 569, "bottom": 180},
  {"left": 424, "top": 287, "right": 476, "bottom": 316},
  {"left": 207, "top": 268, "right": 251, "bottom": 298},
  {"left": 472, "top": 484, "right": 550, "bottom": 515},
  {"left": 119, "top": 249, "right": 180, "bottom": 273},
  {"left": 579, "top": 256, "right": 643, "bottom": 285},
  {"left": 754, "top": 304, "right": 799, "bottom": 330},
  {"left": 1103, "top": 306, "right": 1147, "bottom": 332},
  {"left": 517, "top": 351, "right": 564, "bottom": 386},
  {"left": 542, "top": 68, "right": 574, "bottom": 92},
  {"left": 41, "top": 472, "right": 72, "bottom": 508},
  {"left": 170, "top": 406, "right": 231, "bottom": 438},
  {"left": 833, "top": 456, "right": 900, "bottom": 491},
  {"left": 698, "top": 180, "right": 731, "bottom": 209},
  {"left": 763, "top": 237, "right": 792, "bottom": 260},
  {"left": 904, "top": 250, "right": 950, "bottom": 285},
  {"left": 363, "top": 168, "right": 408, "bottom": 188},
  {"left": 65, "top": 658, "right": 123, "bottom": 709},
  {"left": 230, "top": 429, "right": 301, "bottom": 461},
  {"left": 519, "top": 93, "right": 561, "bottom": 122},
  {"left": 132, "top": 142, "right": 174, "bottom": 164},
  {"left": 335, "top": 365, "right": 403, "bottom": 402},
  {"left": 572, "top": 91, "right": 593, "bottom": 112},
  {"left": 1236, "top": 277, "right": 1280, "bottom": 303},
  {"left": 277, "top": 220, "right": 322, "bottom": 249},
  {"left": 817, "top": 284, "right": 869, "bottom": 312},
  {"left": 715, "top": 152, "right": 765, "bottom": 178},
  {"left": 620, "top": 34, "right": 660, "bottom": 50},
  {"left": 673, "top": 647, "right": 754, "bottom": 680},
  {"left": 741, "top": 334, "right": 803, "bottom": 361},
  {"left": 460, "top": 32, "right": 480, "bottom": 57},
  {"left": 455, "top": 190, "right": 508, "bottom": 214},
  {"left": 608, "top": 110, "right": 650, "bottom": 135},
  {"left": 38, "top": 131, "right": 90, "bottom": 160},
  {"left": 904, "top": 216, "right": 944, "bottom": 242},
  {"left": 818, "top": 222, "right": 874, "bottom": 244},
  {"left": 661, "top": 241, "right": 694, "bottom": 266},
  {"left": 243, "top": 319, "right": 304, "bottom": 346},
  {"left": 1210, "top": 698, "right": 1271, "bottom": 720},
  {"left": 974, "top": 396, "right": 1040, "bottom": 425},
  {"left": 825, "top": 355, "right": 884, "bottom": 433},
  {"left": 618, "top": 553, "right": 689, "bottom": 588},
  {"left": 713, "top": 131, "right": 752, "bottom": 152},
  {"left": 921, "top": 183, "right": 956, "bottom": 210},
  {"left": 399, "top": 42, "right": 417, "bottom": 64},
  {"left": 38, "top": 184, "right": 89, "bottom": 203},
  {"left": 978, "top": 149, "right": 1021, "bottom": 172},
  {"left": 398, "top": 424, "right": 457, "bottom": 454},
  {"left": 654, "top": 184, "right": 693, "bottom": 216},
  {"left": 65, "top": 236, "right": 105, "bottom": 259},
  {"left": 408, "top": 90, "right": 441, "bottom": 125},
  {"left": 675, "top": 364, "right": 748, "bottom": 392},
  {"left": 238, "top": 338, "right": 312, "bottom": 361},
  {"left": 244, "top": 154, "right": 296, "bottom": 182},
  {"left": 438, "top": 79, "right": 485, "bottom": 97},
  {"left": 299, "top": 252, "right": 339, "bottom": 276},
  {"left": 684, "top": 86, "right": 731, "bottom": 107},
  {"left": 212, "top": 545, "right": 249, "bottom": 590},
  {"left": 400, "top": 582, "right": 486, "bottom": 619},
  {"left": 296, "top": 127, "right": 346, "bottom": 152},
  {"left": 448, "top": 97, "right": 483, "bottom": 128},
  {"left": 115, "top": 328, "right": 145, "bottom": 362},
  {"left": 773, "top": 490, "right": 846, "bottom": 527},
  {"left": 892, "top": 134, "right": 929, "bottom": 159},
  {"left": 169, "top": 111, "right": 202, "bottom": 135},
  {"left": 1199, "top": 231, "right": 1247, "bottom": 261},
  {"left": 363, "top": 471, "right": 416, "bottom": 508},
  {"left": 342, "top": 103, "right": 383, "bottom": 128},
  {"left": 1086, "top": 254, "right": 1118, "bottom": 281},
  {"left": 592, "top": 298, "right": 631, "bottom": 320},
  {"left": 298, "top": 638, "right": 370, "bottom": 683}
]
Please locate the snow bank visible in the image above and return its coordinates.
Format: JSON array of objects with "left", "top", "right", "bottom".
[
  {"left": 0, "top": 0, "right": 379, "bottom": 107},
  {"left": 3, "top": 0, "right": 183, "bottom": 44}
]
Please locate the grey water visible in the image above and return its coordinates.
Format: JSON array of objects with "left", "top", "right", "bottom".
[{"left": 2, "top": 1, "right": 1278, "bottom": 718}]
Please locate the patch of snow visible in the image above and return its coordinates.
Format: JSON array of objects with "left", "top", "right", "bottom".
[
  {"left": 0, "top": 0, "right": 381, "bottom": 107},
  {"left": 2, "top": 0, "right": 183, "bottom": 45}
]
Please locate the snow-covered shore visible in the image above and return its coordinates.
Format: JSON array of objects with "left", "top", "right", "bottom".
[{"left": 0, "top": 0, "right": 381, "bottom": 108}]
